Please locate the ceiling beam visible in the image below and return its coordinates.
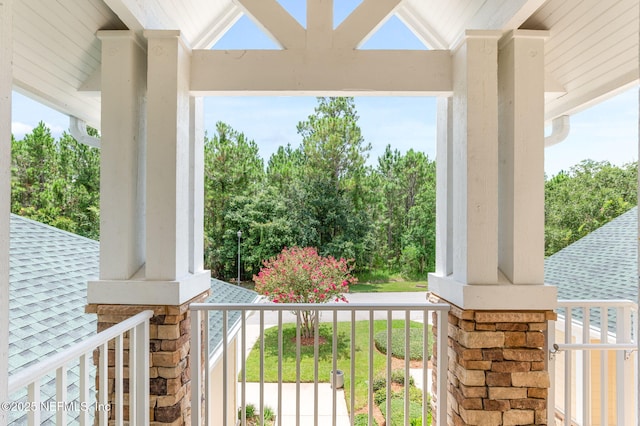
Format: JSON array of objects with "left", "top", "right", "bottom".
[
  {"left": 235, "top": 0, "right": 305, "bottom": 49},
  {"left": 333, "top": 0, "right": 402, "bottom": 49},
  {"left": 501, "top": 0, "right": 549, "bottom": 30},
  {"left": 103, "top": 0, "right": 173, "bottom": 46},
  {"left": 470, "top": 0, "right": 548, "bottom": 31},
  {"left": 190, "top": 48, "right": 452, "bottom": 95},
  {"left": 307, "top": 0, "right": 333, "bottom": 49}
]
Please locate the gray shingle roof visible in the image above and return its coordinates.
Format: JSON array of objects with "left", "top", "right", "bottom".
[
  {"left": 544, "top": 206, "right": 638, "bottom": 330},
  {"left": 544, "top": 206, "right": 638, "bottom": 301},
  {"left": 8, "top": 214, "right": 259, "bottom": 424}
]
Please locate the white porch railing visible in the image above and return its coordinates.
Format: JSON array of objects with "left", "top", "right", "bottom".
[
  {"left": 190, "top": 302, "right": 450, "bottom": 426},
  {"left": 7, "top": 309, "right": 152, "bottom": 426},
  {"left": 548, "top": 300, "right": 638, "bottom": 426}
]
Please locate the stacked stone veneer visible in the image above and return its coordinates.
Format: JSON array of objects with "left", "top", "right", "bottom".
[
  {"left": 86, "top": 291, "right": 209, "bottom": 426},
  {"left": 429, "top": 294, "right": 557, "bottom": 426}
]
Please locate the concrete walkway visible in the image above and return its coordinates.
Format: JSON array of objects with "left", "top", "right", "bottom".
[
  {"left": 239, "top": 292, "right": 433, "bottom": 424},
  {"left": 240, "top": 383, "right": 351, "bottom": 426}
]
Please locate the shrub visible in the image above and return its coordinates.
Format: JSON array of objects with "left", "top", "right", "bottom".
[
  {"left": 238, "top": 403, "right": 256, "bottom": 419},
  {"left": 374, "top": 328, "right": 430, "bottom": 360},
  {"left": 263, "top": 406, "right": 275, "bottom": 422},
  {"left": 374, "top": 388, "right": 387, "bottom": 406},
  {"left": 372, "top": 377, "right": 386, "bottom": 392},
  {"left": 253, "top": 246, "right": 357, "bottom": 338},
  {"left": 391, "top": 369, "right": 415, "bottom": 386},
  {"left": 355, "top": 413, "right": 378, "bottom": 426}
]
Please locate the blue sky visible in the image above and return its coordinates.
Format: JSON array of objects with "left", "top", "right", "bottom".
[{"left": 10, "top": 2, "right": 638, "bottom": 177}]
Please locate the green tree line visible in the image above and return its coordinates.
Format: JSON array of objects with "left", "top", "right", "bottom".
[
  {"left": 203, "top": 98, "right": 437, "bottom": 280},
  {"left": 11, "top": 122, "right": 100, "bottom": 239},
  {"left": 10, "top": 100, "right": 638, "bottom": 281}
]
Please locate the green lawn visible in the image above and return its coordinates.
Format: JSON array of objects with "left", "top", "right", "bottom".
[
  {"left": 242, "top": 320, "right": 428, "bottom": 411},
  {"left": 349, "top": 281, "right": 428, "bottom": 293}
]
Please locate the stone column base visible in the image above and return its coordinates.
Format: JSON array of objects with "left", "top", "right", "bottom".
[
  {"left": 429, "top": 293, "right": 556, "bottom": 425},
  {"left": 86, "top": 290, "right": 210, "bottom": 425}
]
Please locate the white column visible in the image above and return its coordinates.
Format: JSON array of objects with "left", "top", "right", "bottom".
[
  {"left": 435, "top": 97, "right": 453, "bottom": 277},
  {"left": 429, "top": 30, "right": 556, "bottom": 310},
  {"left": 88, "top": 30, "right": 210, "bottom": 306},
  {"left": 145, "top": 30, "right": 190, "bottom": 281},
  {"left": 452, "top": 30, "right": 501, "bottom": 285},
  {"left": 96, "top": 31, "right": 146, "bottom": 281},
  {"left": 144, "top": 30, "right": 209, "bottom": 302},
  {"left": 498, "top": 30, "right": 548, "bottom": 285},
  {"left": 0, "top": 0, "right": 12, "bottom": 418},
  {"left": 189, "top": 96, "right": 205, "bottom": 274}
]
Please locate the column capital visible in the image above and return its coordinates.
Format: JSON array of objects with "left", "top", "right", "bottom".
[
  {"left": 452, "top": 29, "right": 502, "bottom": 52},
  {"left": 144, "top": 29, "right": 192, "bottom": 51}
]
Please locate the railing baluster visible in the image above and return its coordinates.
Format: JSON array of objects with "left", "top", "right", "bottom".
[
  {"left": 600, "top": 307, "right": 608, "bottom": 426},
  {"left": 79, "top": 353, "right": 91, "bottom": 426},
  {"left": 203, "top": 310, "right": 210, "bottom": 425},
  {"left": 547, "top": 309, "right": 556, "bottom": 426},
  {"left": 134, "top": 317, "right": 149, "bottom": 425},
  {"left": 368, "top": 310, "right": 374, "bottom": 426},
  {"left": 386, "top": 310, "right": 392, "bottom": 426},
  {"left": 56, "top": 365, "right": 68, "bottom": 424},
  {"left": 114, "top": 334, "right": 124, "bottom": 426},
  {"left": 632, "top": 305, "right": 640, "bottom": 424},
  {"left": 580, "top": 306, "right": 591, "bottom": 426},
  {"left": 404, "top": 311, "right": 410, "bottom": 426},
  {"left": 436, "top": 309, "right": 447, "bottom": 426},
  {"left": 350, "top": 310, "right": 355, "bottom": 426},
  {"left": 564, "top": 307, "right": 572, "bottom": 426},
  {"left": 314, "top": 309, "right": 319, "bottom": 426},
  {"left": 129, "top": 326, "right": 138, "bottom": 424},
  {"left": 27, "top": 379, "right": 40, "bottom": 426},
  {"left": 423, "top": 308, "right": 428, "bottom": 426},
  {"left": 99, "top": 341, "right": 109, "bottom": 426},
  {"left": 617, "top": 306, "right": 633, "bottom": 424},
  {"left": 260, "top": 310, "right": 265, "bottom": 426},
  {"left": 277, "top": 310, "right": 283, "bottom": 426},
  {"left": 190, "top": 309, "right": 202, "bottom": 426},
  {"left": 222, "top": 310, "right": 228, "bottom": 426},
  {"left": 295, "top": 311, "right": 301, "bottom": 426},
  {"left": 332, "top": 310, "right": 338, "bottom": 426},
  {"left": 242, "top": 310, "right": 247, "bottom": 426}
]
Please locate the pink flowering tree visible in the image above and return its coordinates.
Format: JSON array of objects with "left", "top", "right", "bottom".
[{"left": 253, "top": 246, "right": 357, "bottom": 338}]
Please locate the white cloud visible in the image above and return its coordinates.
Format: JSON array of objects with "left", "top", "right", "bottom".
[
  {"left": 11, "top": 122, "right": 33, "bottom": 139},
  {"left": 43, "top": 121, "right": 67, "bottom": 138}
]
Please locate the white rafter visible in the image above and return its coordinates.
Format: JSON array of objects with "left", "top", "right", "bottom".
[
  {"left": 190, "top": 49, "right": 452, "bottom": 95},
  {"left": 234, "top": 0, "right": 305, "bottom": 49},
  {"left": 333, "top": 0, "right": 403, "bottom": 49},
  {"left": 307, "top": 0, "right": 333, "bottom": 49},
  {"left": 192, "top": 3, "right": 243, "bottom": 49},
  {"left": 395, "top": 2, "right": 446, "bottom": 49},
  {"left": 102, "top": 0, "right": 164, "bottom": 46}
]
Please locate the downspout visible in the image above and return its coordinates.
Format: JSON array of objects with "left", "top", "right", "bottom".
[
  {"left": 544, "top": 115, "right": 570, "bottom": 147},
  {"left": 69, "top": 116, "right": 100, "bottom": 148}
]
